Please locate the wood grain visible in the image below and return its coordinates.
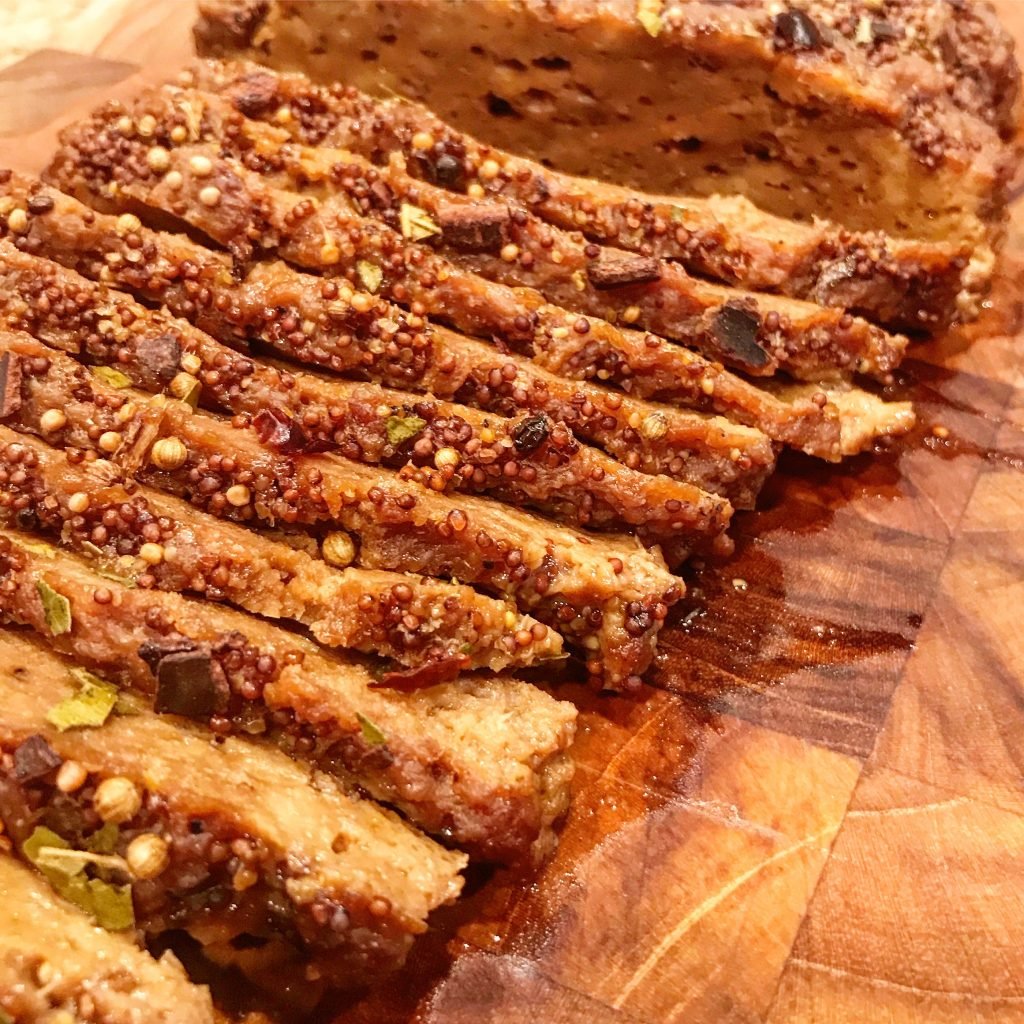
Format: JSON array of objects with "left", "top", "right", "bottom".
[{"left": 1, "top": 3, "right": 1022, "bottom": 1022}]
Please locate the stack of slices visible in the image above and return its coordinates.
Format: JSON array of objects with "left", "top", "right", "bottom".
[{"left": 0, "top": 12, "right": 1016, "bottom": 1012}]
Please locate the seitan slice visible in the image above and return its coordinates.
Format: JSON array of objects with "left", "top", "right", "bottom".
[
  {"left": 47, "top": 108, "right": 908, "bottom": 382},
  {"left": 166, "top": 84, "right": 913, "bottom": 374},
  {"left": 0, "top": 629, "right": 466, "bottom": 984},
  {"left": 192, "top": 1, "right": 1017, "bottom": 247},
  {"left": 0, "top": 427, "right": 563, "bottom": 673},
  {"left": 0, "top": 850, "right": 214, "bottom": 1024},
  {"left": 0, "top": 182, "right": 789, "bottom": 488},
  {"left": 187, "top": 59, "right": 985, "bottom": 330},
  {"left": 0, "top": 245, "right": 741, "bottom": 535},
  {"left": 0, "top": 331, "right": 684, "bottom": 682},
  {"left": 0, "top": 530, "right": 576, "bottom": 864}
]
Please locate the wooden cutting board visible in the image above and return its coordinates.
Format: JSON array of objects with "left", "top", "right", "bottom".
[{"left": 2, "top": 3, "right": 1023, "bottom": 1022}]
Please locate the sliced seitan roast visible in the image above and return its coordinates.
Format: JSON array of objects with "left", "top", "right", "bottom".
[
  {"left": 0, "top": 244, "right": 745, "bottom": 531},
  {"left": 0, "top": 186, "right": 789, "bottom": 489},
  {"left": 0, "top": 531, "right": 576, "bottom": 865},
  {"left": 145, "top": 83, "right": 915, "bottom": 374},
  {"left": 193, "top": 1, "right": 1018, "bottom": 248},
  {"left": 188, "top": 58, "right": 989, "bottom": 330},
  {"left": 0, "top": 629, "right": 466, "bottom": 985},
  {"left": 47, "top": 107, "right": 909, "bottom": 382},
  {"left": 0, "top": 427, "right": 564, "bottom": 674},
  {"left": 0, "top": 331, "right": 683, "bottom": 683}
]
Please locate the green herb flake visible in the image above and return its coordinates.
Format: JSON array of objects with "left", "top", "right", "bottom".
[
  {"left": 23, "top": 826, "right": 134, "bottom": 931},
  {"left": 399, "top": 202, "right": 440, "bottom": 242},
  {"left": 21, "top": 538, "right": 58, "bottom": 558},
  {"left": 94, "top": 565, "right": 137, "bottom": 588},
  {"left": 86, "top": 822, "right": 121, "bottom": 855},
  {"left": 23, "top": 826, "right": 69, "bottom": 873},
  {"left": 91, "top": 365, "right": 132, "bottom": 389},
  {"left": 636, "top": 0, "right": 663, "bottom": 37},
  {"left": 87, "top": 877, "right": 135, "bottom": 931},
  {"left": 356, "top": 259, "right": 383, "bottom": 294},
  {"left": 1, "top": 1008, "right": 13, "bottom": 1024},
  {"left": 114, "top": 691, "right": 147, "bottom": 717},
  {"left": 36, "top": 578, "right": 72, "bottom": 636},
  {"left": 356, "top": 712, "right": 387, "bottom": 746},
  {"left": 385, "top": 413, "right": 427, "bottom": 446},
  {"left": 46, "top": 670, "right": 119, "bottom": 731},
  {"left": 32, "top": 846, "right": 125, "bottom": 877}
]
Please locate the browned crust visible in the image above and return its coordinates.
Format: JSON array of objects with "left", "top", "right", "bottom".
[
  {"left": 0, "top": 630, "right": 466, "bottom": 985},
  {"left": 0, "top": 179, "right": 791, "bottom": 487},
  {"left": 193, "top": 2, "right": 1019, "bottom": 138},
  {"left": 0, "top": 243, "right": 740, "bottom": 539},
  {"left": 188, "top": 59, "right": 982, "bottom": 331},
  {"left": 191, "top": 1, "right": 1015, "bottom": 245},
  {"left": 0, "top": 331, "right": 680, "bottom": 687},
  {"left": 0, "top": 527, "right": 576, "bottom": 864},
  {"left": 0, "top": 426, "right": 563, "bottom": 672},
  {"left": 46, "top": 101, "right": 909, "bottom": 382}
]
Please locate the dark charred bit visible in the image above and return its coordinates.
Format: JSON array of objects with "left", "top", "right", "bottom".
[
  {"left": 869, "top": 19, "right": 902, "bottom": 43},
  {"left": 253, "top": 407, "right": 331, "bottom": 454},
  {"left": 13, "top": 734, "right": 61, "bottom": 781},
  {"left": 0, "top": 351, "right": 23, "bottom": 419},
  {"left": 436, "top": 201, "right": 510, "bottom": 252},
  {"left": 430, "top": 153, "right": 466, "bottom": 190},
  {"left": 231, "top": 70, "right": 280, "bottom": 117},
  {"left": 512, "top": 414, "right": 551, "bottom": 454},
  {"left": 138, "top": 637, "right": 199, "bottom": 675},
  {"left": 153, "top": 647, "right": 227, "bottom": 720},
  {"left": 711, "top": 302, "right": 770, "bottom": 369},
  {"left": 587, "top": 253, "right": 663, "bottom": 290},
  {"left": 139, "top": 637, "right": 228, "bottom": 721},
  {"left": 773, "top": 9, "right": 824, "bottom": 52},
  {"left": 136, "top": 331, "right": 182, "bottom": 385},
  {"left": 377, "top": 656, "right": 466, "bottom": 692}
]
